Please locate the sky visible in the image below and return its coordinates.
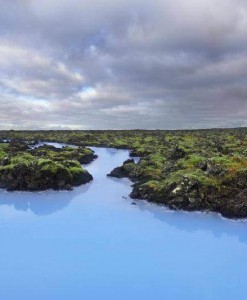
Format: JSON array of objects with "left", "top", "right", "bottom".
[{"left": 0, "top": 0, "right": 247, "bottom": 130}]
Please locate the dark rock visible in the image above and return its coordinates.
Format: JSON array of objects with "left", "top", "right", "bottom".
[
  {"left": 72, "top": 170, "right": 93, "bottom": 186},
  {"left": 206, "top": 162, "right": 226, "bottom": 176},
  {"left": 129, "top": 150, "right": 139, "bottom": 157},
  {"left": 78, "top": 154, "right": 98, "bottom": 164},
  {"left": 197, "top": 161, "right": 208, "bottom": 171},
  {"left": 27, "top": 140, "right": 39, "bottom": 146},
  {"left": 0, "top": 161, "right": 93, "bottom": 192},
  {"left": 1, "top": 156, "right": 10, "bottom": 166},
  {"left": 169, "top": 146, "right": 186, "bottom": 160},
  {"left": 107, "top": 166, "right": 127, "bottom": 178},
  {"left": 123, "top": 158, "right": 135, "bottom": 165},
  {"left": 8, "top": 140, "right": 29, "bottom": 152}
]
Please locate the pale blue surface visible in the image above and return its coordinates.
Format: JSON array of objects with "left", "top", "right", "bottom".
[
  {"left": 31, "top": 141, "right": 78, "bottom": 149},
  {"left": 0, "top": 147, "right": 247, "bottom": 300}
]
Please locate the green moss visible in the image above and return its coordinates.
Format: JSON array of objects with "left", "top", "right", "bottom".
[
  {"left": 37, "top": 158, "right": 52, "bottom": 168},
  {"left": 142, "top": 180, "right": 159, "bottom": 190},
  {"left": 38, "top": 158, "right": 69, "bottom": 176},
  {"left": 68, "top": 166, "right": 85, "bottom": 177},
  {"left": 32, "top": 145, "right": 94, "bottom": 163},
  {"left": 186, "top": 170, "right": 219, "bottom": 187},
  {"left": 211, "top": 156, "right": 230, "bottom": 166},
  {"left": 178, "top": 154, "right": 206, "bottom": 169},
  {"left": 0, "top": 153, "right": 36, "bottom": 171},
  {"left": 0, "top": 164, "right": 15, "bottom": 171},
  {"left": 0, "top": 143, "right": 8, "bottom": 160},
  {"left": 162, "top": 169, "right": 219, "bottom": 188},
  {"left": 68, "top": 166, "right": 82, "bottom": 174},
  {"left": 61, "top": 160, "right": 81, "bottom": 168},
  {"left": 11, "top": 153, "right": 34, "bottom": 166}
]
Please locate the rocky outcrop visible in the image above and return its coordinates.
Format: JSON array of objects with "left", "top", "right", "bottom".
[
  {"left": 123, "top": 158, "right": 135, "bottom": 165},
  {"left": 107, "top": 159, "right": 136, "bottom": 179},
  {"left": 107, "top": 166, "right": 127, "bottom": 178},
  {"left": 129, "top": 171, "right": 247, "bottom": 219},
  {"left": 0, "top": 160, "right": 93, "bottom": 191},
  {"left": 109, "top": 156, "right": 247, "bottom": 219},
  {"left": 8, "top": 140, "right": 30, "bottom": 152},
  {"left": 0, "top": 143, "right": 95, "bottom": 191},
  {"left": 78, "top": 153, "right": 98, "bottom": 164}
]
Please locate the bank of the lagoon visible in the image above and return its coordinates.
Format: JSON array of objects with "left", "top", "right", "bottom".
[
  {"left": 0, "top": 141, "right": 96, "bottom": 191},
  {"left": 0, "top": 147, "right": 247, "bottom": 300},
  {"left": 2, "top": 128, "right": 247, "bottom": 218}
]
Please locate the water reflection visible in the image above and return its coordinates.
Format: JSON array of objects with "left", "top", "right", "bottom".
[
  {"left": 0, "top": 184, "right": 91, "bottom": 216},
  {"left": 106, "top": 148, "right": 120, "bottom": 156},
  {"left": 135, "top": 200, "right": 247, "bottom": 243}
]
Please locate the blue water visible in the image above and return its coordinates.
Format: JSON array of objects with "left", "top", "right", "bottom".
[
  {"left": 30, "top": 141, "right": 78, "bottom": 149},
  {"left": 0, "top": 147, "right": 247, "bottom": 300}
]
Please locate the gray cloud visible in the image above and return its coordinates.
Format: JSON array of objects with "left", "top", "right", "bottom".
[{"left": 0, "top": 0, "right": 247, "bottom": 129}]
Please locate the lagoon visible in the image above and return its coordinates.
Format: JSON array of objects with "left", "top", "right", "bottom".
[{"left": 0, "top": 147, "right": 247, "bottom": 299}]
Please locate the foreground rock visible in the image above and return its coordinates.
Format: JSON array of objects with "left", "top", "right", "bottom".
[
  {"left": 109, "top": 155, "right": 247, "bottom": 219},
  {"left": 107, "top": 159, "right": 135, "bottom": 178},
  {"left": 129, "top": 174, "right": 247, "bottom": 219},
  {"left": 0, "top": 142, "right": 94, "bottom": 191}
]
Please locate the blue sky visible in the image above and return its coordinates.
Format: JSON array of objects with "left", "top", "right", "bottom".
[{"left": 0, "top": 0, "right": 247, "bottom": 129}]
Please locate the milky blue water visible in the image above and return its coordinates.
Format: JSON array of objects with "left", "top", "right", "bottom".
[
  {"left": 0, "top": 147, "right": 247, "bottom": 300},
  {"left": 30, "top": 141, "right": 79, "bottom": 149}
]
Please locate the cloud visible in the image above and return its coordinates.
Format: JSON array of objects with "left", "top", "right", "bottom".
[{"left": 0, "top": 0, "right": 247, "bottom": 129}]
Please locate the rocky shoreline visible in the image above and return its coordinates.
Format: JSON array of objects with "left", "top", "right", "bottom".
[
  {"left": 108, "top": 156, "right": 247, "bottom": 219},
  {"left": 0, "top": 140, "right": 96, "bottom": 191},
  {"left": 1, "top": 129, "right": 247, "bottom": 219}
]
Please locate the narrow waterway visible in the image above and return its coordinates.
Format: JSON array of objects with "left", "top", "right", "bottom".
[{"left": 0, "top": 146, "right": 247, "bottom": 300}]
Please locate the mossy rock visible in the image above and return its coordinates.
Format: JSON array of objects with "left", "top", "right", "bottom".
[{"left": 0, "top": 149, "right": 94, "bottom": 191}]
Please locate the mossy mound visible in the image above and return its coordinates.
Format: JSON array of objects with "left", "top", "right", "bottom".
[{"left": 0, "top": 142, "right": 94, "bottom": 191}]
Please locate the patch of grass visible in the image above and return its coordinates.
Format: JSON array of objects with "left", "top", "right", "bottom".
[{"left": 0, "top": 143, "right": 8, "bottom": 160}]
